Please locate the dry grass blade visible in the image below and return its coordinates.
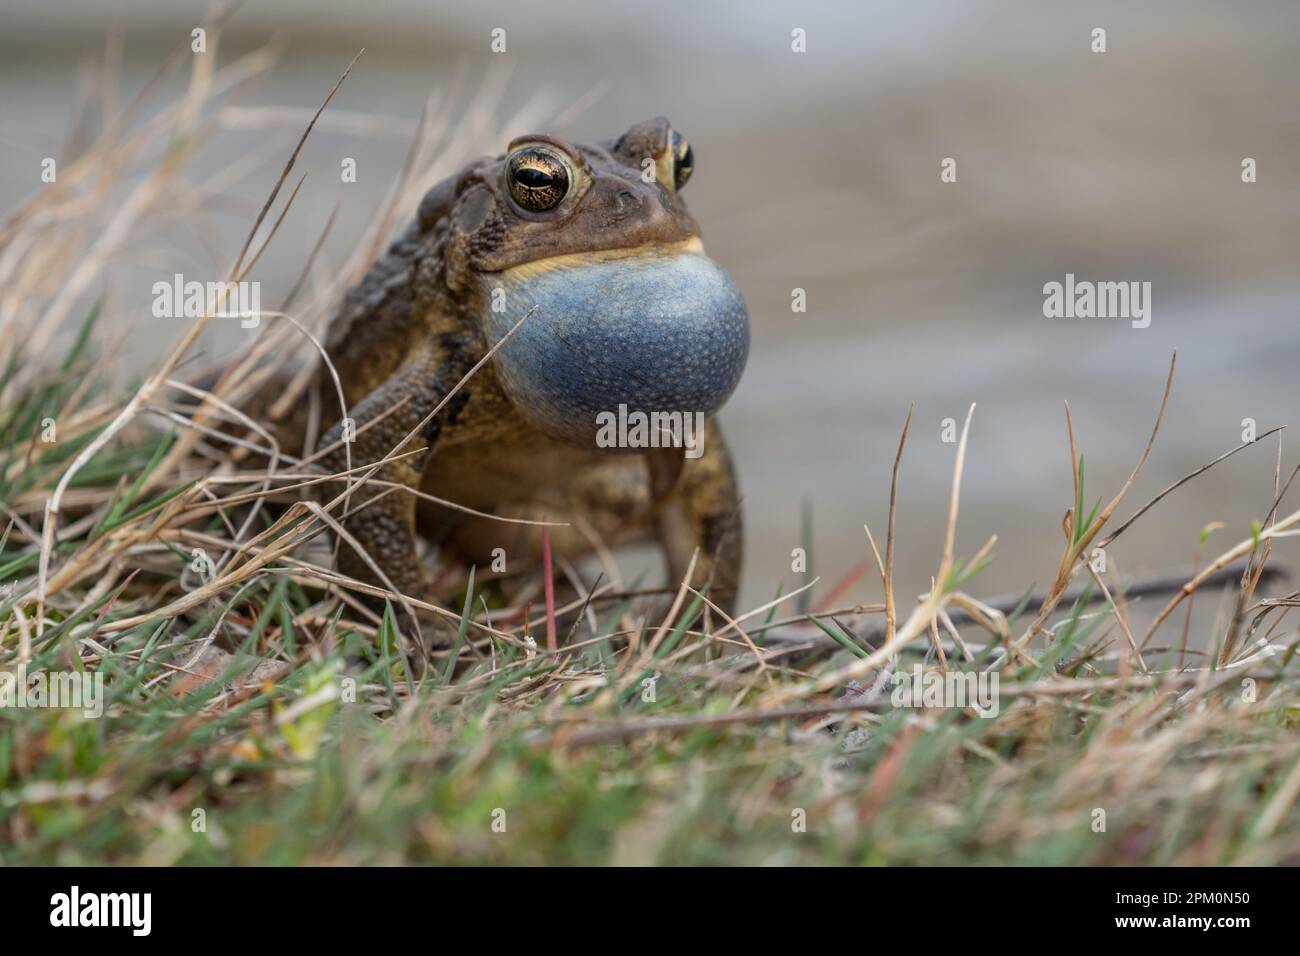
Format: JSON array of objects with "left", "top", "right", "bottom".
[
  {"left": 882, "top": 403, "right": 912, "bottom": 642},
  {"left": 1013, "top": 352, "right": 1177, "bottom": 653},
  {"left": 34, "top": 49, "right": 364, "bottom": 630},
  {"left": 2, "top": 27, "right": 1298, "bottom": 869},
  {"left": 769, "top": 404, "right": 976, "bottom": 704}
]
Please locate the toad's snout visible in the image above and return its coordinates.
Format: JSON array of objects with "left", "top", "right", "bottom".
[{"left": 486, "top": 244, "right": 750, "bottom": 445}]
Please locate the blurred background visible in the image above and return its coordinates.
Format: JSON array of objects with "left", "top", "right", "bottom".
[{"left": 2, "top": 0, "right": 1298, "bottom": 610}]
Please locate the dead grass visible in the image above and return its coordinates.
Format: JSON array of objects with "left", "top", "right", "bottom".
[{"left": 0, "top": 26, "right": 1297, "bottom": 866}]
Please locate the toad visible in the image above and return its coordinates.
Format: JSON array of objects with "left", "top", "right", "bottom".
[{"left": 314, "top": 117, "right": 749, "bottom": 623}]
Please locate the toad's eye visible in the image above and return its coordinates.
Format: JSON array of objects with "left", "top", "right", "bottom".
[
  {"left": 507, "top": 146, "right": 572, "bottom": 212},
  {"left": 670, "top": 130, "right": 693, "bottom": 190}
]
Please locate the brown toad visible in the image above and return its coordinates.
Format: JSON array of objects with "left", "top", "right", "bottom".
[{"left": 313, "top": 117, "right": 749, "bottom": 622}]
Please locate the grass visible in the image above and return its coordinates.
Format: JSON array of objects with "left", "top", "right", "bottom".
[{"left": 2, "top": 27, "right": 1299, "bottom": 866}]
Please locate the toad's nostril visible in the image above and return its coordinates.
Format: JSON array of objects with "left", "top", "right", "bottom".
[{"left": 611, "top": 190, "right": 640, "bottom": 220}]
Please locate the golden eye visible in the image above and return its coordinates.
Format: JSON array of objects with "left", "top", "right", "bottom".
[
  {"left": 507, "top": 146, "right": 571, "bottom": 212},
  {"left": 671, "top": 130, "right": 693, "bottom": 190}
]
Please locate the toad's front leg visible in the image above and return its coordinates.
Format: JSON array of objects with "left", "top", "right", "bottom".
[
  {"left": 316, "top": 346, "right": 462, "bottom": 617},
  {"left": 647, "top": 420, "right": 743, "bottom": 615}
]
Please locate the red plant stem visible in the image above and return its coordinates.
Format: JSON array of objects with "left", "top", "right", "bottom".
[
  {"left": 812, "top": 556, "right": 873, "bottom": 615},
  {"left": 542, "top": 525, "right": 557, "bottom": 652}
]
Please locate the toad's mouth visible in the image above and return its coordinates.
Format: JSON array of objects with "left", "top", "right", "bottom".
[{"left": 484, "top": 239, "right": 750, "bottom": 446}]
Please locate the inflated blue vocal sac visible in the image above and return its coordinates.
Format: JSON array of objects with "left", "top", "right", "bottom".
[{"left": 487, "top": 246, "right": 750, "bottom": 445}]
